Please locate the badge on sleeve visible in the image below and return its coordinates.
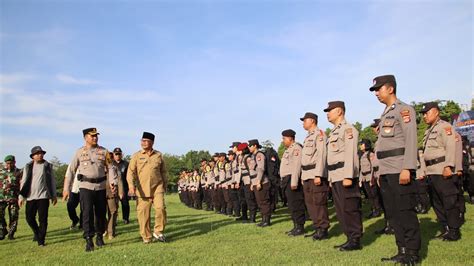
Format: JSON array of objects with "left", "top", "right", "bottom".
[
  {"left": 400, "top": 109, "right": 411, "bottom": 123},
  {"left": 444, "top": 127, "right": 452, "bottom": 136},
  {"left": 345, "top": 128, "right": 353, "bottom": 139}
]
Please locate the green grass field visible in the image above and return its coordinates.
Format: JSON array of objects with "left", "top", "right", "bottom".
[{"left": 1, "top": 194, "right": 473, "bottom": 265}]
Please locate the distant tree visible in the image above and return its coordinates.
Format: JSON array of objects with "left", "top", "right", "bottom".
[
  {"left": 277, "top": 142, "right": 285, "bottom": 158},
  {"left": 325, "top": 128, "right": 331, "bottom": 137},
  {"left": 261, "top": 140, "right": 274, "bottom": 149}
]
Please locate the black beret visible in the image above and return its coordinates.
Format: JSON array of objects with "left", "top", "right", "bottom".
[
  {"left": 229, "top": 142, "right": 241, "bottom": 148},
  {"left": 113, "top": 147, "right": 122, "bottom": 154},
  {"left": 370, "top": 119, "right": 381, "bottom": 128},
  {"left": 281, "top": 129, "right": 296, "bottom": 138},
  {"left": 420, "top": 102, "right": 440, "bottom": 114},
  {"left": 218, "top": 152, "right": 227, "bottom": 157},
  {"left": 83, "top": 127, "right": 99, "bottom": 136},
  {"left": 323, "top": 101, "right": 345, "bottom": 112},
  {"left": 369, "top": 75, "right": 396, "bottom": 91},
  {"left": 248, "top": 139, "right": 261, "bottom": 148},
  {"left": 300, "top": 112, "right": 318, "bottom": 121},
  {"left": 142, "top": 132, "right": 155, "bottom": 141},
  {"left": 227, "top": 150, "right": 235, "bottom": 156}
]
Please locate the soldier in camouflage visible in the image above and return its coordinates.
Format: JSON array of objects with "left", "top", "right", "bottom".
[{"left": 0, "top": 155, "right": 22, "bottom": 240}]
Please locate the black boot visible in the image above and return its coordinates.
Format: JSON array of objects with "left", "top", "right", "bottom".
[
  {"left": 285, "top": 222, "right": 297, "bottom": 235},
  {"left": 236, "top": 213, "right": 249, "bottom": 222},
  {"left": 404, "top": 249, "right": 420, "bottom": 265},
  {"left": 96, "top": 235, "right": 105, "bottom": 247},
  {"left": 85, "top": 237, "right": 94, "bottom": 252},
  {"left": 0, "top": 228, "right": 6, "bottom": 240},
  {"left": 313, "top": 228, "right": 329, "bottom": 241},
  {"left": 339, "top": 238, "right": 361, "bottom": 251},
  {"left": 257, "top": 216, "right": 271, "bottom": 227},
  {"left": 381, "top": 247, "right": 406, "bottom": 263},
  {"left": 32, "top": 232, "right": 39, "bottom": 242},
  {"left": 247, "top": 212, "right": 256, "bottom": 223},
  {"left": 442, "top": 227, "right": 461, "bottom": 241},
  {"left": 435, "top": 225, "right": 449, "bottom": 239},
  {"left": 288, "top": 224, "right": 304, "bottom": 236}
]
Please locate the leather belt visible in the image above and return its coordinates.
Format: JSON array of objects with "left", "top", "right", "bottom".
[
  {"left": 328, "top": 162, "right": 344, "bottom": 171},
  {"left": 377, "top": 148, "right": 405, "bottom": 159},
  {"left": 301, "top": 164, "right": 316, "bottom": 171},
  {"left": 425, "top": 156, "right": 445, "bottom": 167}
]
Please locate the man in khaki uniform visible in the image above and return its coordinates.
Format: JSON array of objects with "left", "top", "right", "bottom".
[
  {"left": 359, "top": 139, "right": 382, "bottom": 219},
  {"left": 324, "top": 101, "right": 362, "bottom": 251},
  {"left": 247, "top": 139, "right": 272, "bottom": 227},
  {"left": 370, "top": 75, "right": 420, "bottom": 264},
  {"left": 279, "top": 129, "right": 305, "bottom": 237},
  {"left": 421, "top": 102, "right": 462, "bottom": 241},
  {"left": 66, "top": 128, "right": 118, "bottom": 252},
  {"left": 238, "top": 143, "right": 257, "bottom": 223},
  {"left": 127, "top": 132, "right": 168, "bottom": 244},
  {"left": 300, "top": 112, "right": 330, "bottom": 240},
  {"left": 104, "top": 152, "right": 124, "bottom": 240}
]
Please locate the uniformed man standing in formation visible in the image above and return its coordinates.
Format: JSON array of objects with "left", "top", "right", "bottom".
[
  {"left": 127, "top": 132, "right": 168, "bottom": 244},
  {"left": 238, "top": 143, "right": 258, "bottom": 223},
  {"left": 227, "top": 150, "right": 241, "bottom": 217},
  {"left": 112, "top": 148, "right": 130, "bottom": 224},
  {"left": 279, "top": 129, "right": 305, "bottom": 236},
  {"left": 420, "top": 102, "right": 463, "bottom": 241},
  {"left": 324, "top": 101, "right": 363, "bottom": 251},
  {"left": 66, "top": 128, "right": 118, "bottom": 251},
  {"left": 0, "top": 155, "right": 22, "bottom": 240},
  {"left": 359, "top": 139, "right": 382, "bottom": 219},
  {"left": 247, "top": 139, "right": 272, "bottom": 227},
  {"left": 370, "top": 75, "right": 421, "bottom": 264},
  {"left": 300, "top": 112, "right": 330, "bottom": 240}
]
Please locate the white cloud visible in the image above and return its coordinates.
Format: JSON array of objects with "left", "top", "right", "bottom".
[
  {"left": 56, "top": 74, "right": 100, "bottom": 85},
  {"left": 0, "top": 73, "right": 36, "bottom": 84}
]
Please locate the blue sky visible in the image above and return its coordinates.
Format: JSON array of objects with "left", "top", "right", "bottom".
[{"left": 0, "top": 0, "right": 472, "bottom": 167}]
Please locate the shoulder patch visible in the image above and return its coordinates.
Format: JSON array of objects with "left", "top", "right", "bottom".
[
  {"left": 345, "top": 128, "right": 353, "bottom": 139},
  {"left": 319, "top": 130, "right": 324, "bottom": 141},
  {"left": 400, "top": 109, "right": 411, "bottom": 123},
  {"left": 293, "top": 149, "right": 299, "bottom": 156},
  {"left": 444, "top": 126, "right": 452, "bottom": 136}
]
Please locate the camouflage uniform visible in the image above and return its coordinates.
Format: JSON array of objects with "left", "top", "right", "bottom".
[{"left": 0, "top": 167, "right": 22, "bottom": 239}]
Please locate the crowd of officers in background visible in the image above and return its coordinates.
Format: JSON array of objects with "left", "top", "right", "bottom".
[{"left": 177, "top": 74, "right": 473, "bottom": 265}]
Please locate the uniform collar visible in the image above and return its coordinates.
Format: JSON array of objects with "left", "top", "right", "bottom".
[
  {"left": 140, "top": 149, "right": 156, "bottom": 155},
  {"left": 331, "top": 119, "right": 346, "bottom": 133}
]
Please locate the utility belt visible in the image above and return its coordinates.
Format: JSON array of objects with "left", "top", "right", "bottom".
[
  {"left": 301, "top": 164, "right": 316, "bottom": 171},
  {"left": 361, "top": 171, "right": 371, "bottom": 176},
  {"left": 377, "top": 148, "right": 405, "bottom": 159},
  {"left": 328, "top": 162, "right": 344, "bottom": 171},
  {"left": 425, "top": 156, "right": 446, "bottom": 167},
  {"left": 78, "top": 174, "right": 106, "bottom": 184},
  {"left": 241, "top": 172, "right": 249, "bottom": 177},
  {"left": 250, "top": 175, "right": 257, "bottom": 180}
]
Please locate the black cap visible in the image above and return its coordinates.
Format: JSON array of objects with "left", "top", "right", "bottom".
[
  {"left": 83, "top": 127, "right": 100, "bottom": 136},
  {"left": 218, "top": 152, "right": 227, "bottom": 157},
  {"left": 369, "top": 75, "right": 396, "bottom": 91},
  {"left": 228, "top": 150, "right": 235, "bottom": 156},
  {"left": 370, "top": 119, "right": 381, "bottom": 128},
  {"left": 248, "top": 139, "right": 261, "bottom": 148},
  {"left": 300, "top": 112, "right": 318, "bottom": 122},
  {"left": 213, "top": 152, "right": 219, "bottom": 157},
  {"left": 281, "top": 129, "right": 296, "bottom": 138},
  {"left": 359, "top": 139, "right": 372, "bottom": 150},
  {"left": 229, "top": 142, "right": 241, "bottom": 148},
  {"left": 420, "top": 102, "right": 439, "bottom": 114},
  {"left": 142, "top": 132, "right": 155, "bottom": 141},
  {"left": 30, "top": 146, "right": 46, "bottom": 159},
  {"left": 113, "top": 147, "right": 122, "bottom": 154},
  {"left": 323, "top": 101, "right": 345, "bottom": 112}
]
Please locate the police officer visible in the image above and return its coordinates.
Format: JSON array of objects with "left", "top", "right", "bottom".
[
  {"left": 300, "top": 112, "right": 330, "bottom": 240},
  {"left": 67, "top": 128, "right": 118, "bottom": 251},
  {"left": 127, "top": 132, "right": 168, "bottom": 244},
  {"left": 238, "top": 143, "right": 257, "bottom": 223},
  {"left": 359, "top": 139, "right": 382, "bottom": 219},
  {"left": 227, "top": 150, "right": 241, "bottom": 217},
  {"left": 112, "top": 148, "right": 130, "bottom": 224},
  {"left": 421, "top": 102, "right": 463, "bottom": 241},
  {"left": 370, "top": 75, "right": 421, "bottom": 264},
  {"left": 247, "top": 139, "right": 272, "bottom": 227},
  {"left": 279, "top": 129, "right": 305, "bottom": 236},
  {"left": 324, "top": 101, "right": 362, "bottom": 251}
]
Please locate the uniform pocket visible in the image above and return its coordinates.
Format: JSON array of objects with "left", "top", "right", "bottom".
[
  {"left": 381, "top": 118, "right": 395, "bottom": 138},
  {"left": 328, "top": 135, "right": 339, "bottom": 152}
]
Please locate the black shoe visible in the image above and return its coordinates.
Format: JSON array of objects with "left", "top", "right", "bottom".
[
  {"left": 313, "top": 228, "right": 329, "bottom": 241},
  {"left": 33, "top": 233, "right": 39, "bottom": 242},
  {"left": 96, "top": 235, "right": 105, "bottom": 247},
  {"left": 288, "top": 224, "right": 304, "bottom": 236},
  {"left": 435, "top": 225, "right": 449, "bottom": 239},
  {"left": 381, "top": 247, "right": 406, "bottom": 263},
  {"left": 70, "top": 220, "right": 79, "bottom": 230},
  {"left": 38, "top": 240, "right": 46, "bottom": 247},
  {"left": 257, "top": 216, "right": 271, "bottom": 227},
  {"left": 7, "top": 233, "right": 15, "bottom": 240},
  {"left": 304, "top": 231, "right": 317, "bottom": 238},
  {"left": 235, "top": 216, "right": 248, "bottom": 222},
  {"left": 123, "top": 220, "right": 130, "bottom": 225},
  {"left": 442, "top": 228, "right": 461, "bottom": 241},
  {"left": 286, "top": 223, "right": 297, "bottom": 235},
  {"left": 85, "top": 237, "right": 94, "bottom": 252},
  {"left": 248, "top": 213, "right": 256, "bottom": 223},
  {"left": 339, "top": 239, "right": 361, "bottom": 251},
  {"left": 0, "top": 229, "right": 7, "bottom": 240}
]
